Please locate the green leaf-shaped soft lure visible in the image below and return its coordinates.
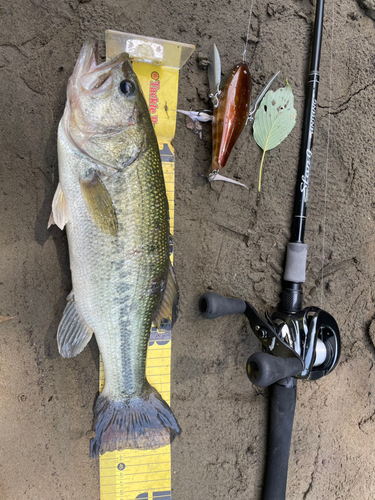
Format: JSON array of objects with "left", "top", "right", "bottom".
[{"left": 253, "top": 82, "right": 297, "bottom": 193}]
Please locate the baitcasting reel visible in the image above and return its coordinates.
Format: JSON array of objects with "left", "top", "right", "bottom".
[{"left": 199, "top": 293, "right": 340, "bottom": 388}]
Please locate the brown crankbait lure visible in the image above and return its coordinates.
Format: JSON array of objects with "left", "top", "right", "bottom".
[{"left": 210, "top": 61, "right": 252, "bottom": 184}]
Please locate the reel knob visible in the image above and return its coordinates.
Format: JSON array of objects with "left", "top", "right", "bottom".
[
  {"left": 199, "top": 292, "right": 247, "bottom": 319},
  {"left": 246, "top": 352, "right": 303, "bottom": 387}
]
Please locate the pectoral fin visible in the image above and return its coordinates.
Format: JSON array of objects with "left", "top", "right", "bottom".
[
  {"left": 80, "top": 170, "right": 118, "bottom": 236},
  {"left": 57, "top": 293, "right": 93, "bottom": 358},
  {"left": 48, "top": 182, "right": 69, "bottom": 230},
  {"left": 153, "top": 263, "right": 179, "bottom": 328}
]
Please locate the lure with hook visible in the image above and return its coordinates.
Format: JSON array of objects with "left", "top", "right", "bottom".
[
  {"left": 209, "top": 52, "right": 252, "bottom": 187},
  {"left": 178, "top": 43, "right": 279, "bottom": 188},
  {"left": 208, "top": 46, "right": 280, "bottom": 187}
]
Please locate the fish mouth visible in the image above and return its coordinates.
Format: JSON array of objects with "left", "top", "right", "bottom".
[
  {"left": 70, "top": 38, "right": 99, "bottom": 86},
  {"left": 80, "top": 38, "right": 99, "bottom": 74},
  {"left": 70, "top": 38, "right": 130, "bottom": 93}
]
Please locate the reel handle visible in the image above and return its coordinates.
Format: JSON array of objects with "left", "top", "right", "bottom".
[
  {"left": 246, "top": 352, "right": 303, "bottom": 387},
  {"left": 199, "top": 292, "right": 247, "bottom": 319}
]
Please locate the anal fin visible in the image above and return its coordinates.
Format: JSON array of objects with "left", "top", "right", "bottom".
[
  {"left": 57, "top": 293, "right": 93, "bottom": 358},
  {"left": 153, "top": 263, "right": 179, "bottom": 328}
]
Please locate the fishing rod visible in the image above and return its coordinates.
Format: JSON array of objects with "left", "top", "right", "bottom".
[{"left": 198, "top": 0, "right": 341, "bottom": 499}]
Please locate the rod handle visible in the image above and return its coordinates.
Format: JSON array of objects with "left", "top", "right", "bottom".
[
  {"left": 263, "top": 383, "right": 297, "bottom": 500},
  {"left": 246, "top": 353, "right": 303, "bottom": 387},
  {"left": 199, "top": 293, "right": 247, "bottom": 319}
]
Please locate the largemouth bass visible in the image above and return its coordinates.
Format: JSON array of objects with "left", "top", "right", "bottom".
[{"left": 49, "top": 39, "right": 181, "bottom": 457}]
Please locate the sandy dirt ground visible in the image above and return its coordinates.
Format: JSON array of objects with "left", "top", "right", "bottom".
[{"left": 1, "top": 0, "right": 375, "bottom": 498}]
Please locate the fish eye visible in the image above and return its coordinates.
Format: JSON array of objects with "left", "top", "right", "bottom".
[{"left": 119, "top": 79, "right": 136, "bottom": 97}]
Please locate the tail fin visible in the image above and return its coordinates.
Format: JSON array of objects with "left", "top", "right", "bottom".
[{"left": 90, "top": 385, "right": 181, "bottom": 457}]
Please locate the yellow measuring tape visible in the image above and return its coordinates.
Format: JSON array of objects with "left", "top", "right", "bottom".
[{"left": 99, "top": 31, "right": 194, "bottom": 500}]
